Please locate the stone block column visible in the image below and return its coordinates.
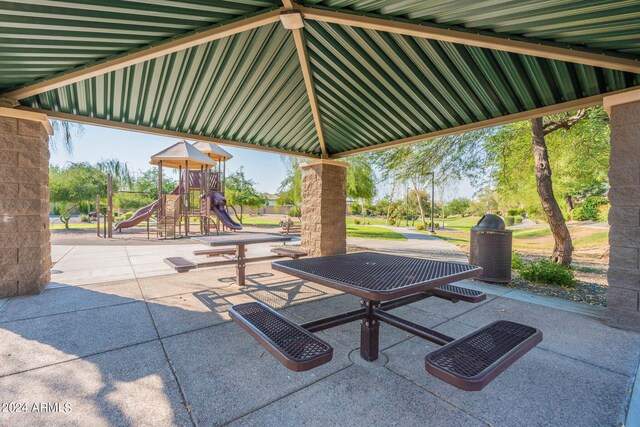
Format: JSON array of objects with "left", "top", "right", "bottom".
[
  {"left": 604, "top": 90, "right": 640, "bottom": 331},
  {"left": 0, "top": 108, "right": 52, "bottom": 298},
  {"left": 300, "top": 160, "right": 347, "bottom": 257}
]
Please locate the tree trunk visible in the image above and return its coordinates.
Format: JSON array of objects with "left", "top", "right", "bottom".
[
  {"left": 412, "top": 180, "right": 427, "bottom": 228},
  {"left": 564, "top": 194, "right": 574, "bottom": 217},
  {"left": 531, "top": 118, "right": 573, "bottom": 266},
  {"left": 386, "top": 181, "right": 396, "bottom": 226}
]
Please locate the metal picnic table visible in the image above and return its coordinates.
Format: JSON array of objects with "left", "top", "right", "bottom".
[
  {"left": 229, "top": 252, "right": 543, "bottom": 391},
  {"left": 190, "top": 233, "right": 293, "bottom": 286}
]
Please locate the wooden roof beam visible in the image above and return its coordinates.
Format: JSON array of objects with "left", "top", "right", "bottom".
[
  {"left": 297, "top": 6, "right": 640, "bottom": 75},
  {"left": 21, "top": 107, "right": 320, "bottom": 159},
  {"left": 330, "top": 87, "right": 640, "bottom": 158},
  {"left": 280, "top": 1, "right": 328, "bottom": 158}
]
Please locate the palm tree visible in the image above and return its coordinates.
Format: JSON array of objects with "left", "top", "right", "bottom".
[
  {"left": 96, "top": 158, "right": 133, "bottom": 190},
  {"left": 49, "top": 120, "right": 84, "bottom": 154}
]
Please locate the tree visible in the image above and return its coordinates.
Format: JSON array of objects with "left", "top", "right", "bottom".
[
  {"left": 96, "top": 158, "right": 133, "bottom": 190},
  {"left": 345, "top": 155, "right": 376, "bottom": 222},
  {"left": 49, "top": 120, "right": 84, "bottom": 154},
  {"left": 277, "top": 156, "right": 303, "bottom": 208},
  {"left": 225, "top": 167, "right": 266, "bottom": 223},
  {"left": 482, "top": 107, "right": 608, "bottom": 265},
  {"left": 446, "top": 198, "right": 470, "bottom": 217},
  {"left": 49, "top": 163, "right": 106, "bottom": 228}
]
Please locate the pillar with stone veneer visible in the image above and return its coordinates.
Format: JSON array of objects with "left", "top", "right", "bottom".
[
  {"left": 300, "top": 160, "right": 348, "bottom": 257},
  {"left": 604, "top": 90, "right": 640, "bottom": 331},
  {"left": 0, "top": 108, "right": 52, "bottom": 298}
]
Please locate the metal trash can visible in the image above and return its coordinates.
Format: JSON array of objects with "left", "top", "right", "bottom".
[{"left": 469, "top": 214, "right": 512, "bottom": 283}]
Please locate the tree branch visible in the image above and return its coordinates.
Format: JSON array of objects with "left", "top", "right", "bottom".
[{"left": 542, "top": 109, "right": 587, "bottom": 135}]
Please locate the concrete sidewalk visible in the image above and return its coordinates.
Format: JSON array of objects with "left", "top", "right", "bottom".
[{"left": 0, "top": 262, "right": 638, "bottom": 426}]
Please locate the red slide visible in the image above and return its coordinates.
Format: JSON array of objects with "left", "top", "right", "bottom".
[
  {"left": 210, "top": 192, "right": 242, "bottom": 230},
  {"left": 113, "top": 199, "right": 160, "bottom": 231}
]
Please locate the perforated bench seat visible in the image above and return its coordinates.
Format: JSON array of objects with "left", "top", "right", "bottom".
[
  {"left": 431, "top": 284, "right": 486, "bottom": 303},
  {"left": 164, "top": 257, "right": 197, "bottom": 273},
  {"left": 193, "top": 248, "right": 239, "bottom": 257},
  {"left": 271, "top": 247, "right": 308, "bottom": 259},
  {"left": 425, "top": 320, "right": 542, "bottom": 391},
  {"left": 229, "top": 302, "right": 333, "bottom": 372}
]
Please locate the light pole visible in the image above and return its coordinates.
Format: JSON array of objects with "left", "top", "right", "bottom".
[{"left": 429, "top": 171, "right": 435, "bottom": 234}]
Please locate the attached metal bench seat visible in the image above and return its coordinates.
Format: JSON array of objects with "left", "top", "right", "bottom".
[
  {"left": 425, "top": 320, "right": 542, "bottom": 391},
  {"left": 193, "top": 248, "right": 239, "bottom": 257},
  {"left": 431, "top": 284, "right": 486, "bottom": 303},
  {"left": 229, "top": 302, "right": 333, "bottom": 371},
  {"left": 270, "top": 247, "right": 308, "bottom": 259},
  {"left": 164, "top": 257, "right": 197, "bottom": 273}
]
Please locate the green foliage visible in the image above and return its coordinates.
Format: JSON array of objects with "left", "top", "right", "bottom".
[
  {"left": 114, "top": 192, "right": 153, "bottom": 211},
  {"left": 572, "top": 196, "right": 608, "bottom": 221},
  {"left": 225, "top": 167, "right": 266, "bottom": 222},
  {"left": 597, "top": 204, "right": 610, "bottom": 223},
  {"left": 349, "top": 201, "right": 361, "bottom": 215},
  {"left": 80, "top": 214, "right": 90, "bottom": 223},
  {"left": 50, "top": 163, "right": 107, "bottom": 205},
  {"left": 514, "top": 215, "right": 523, "bottom": 224},
  {"left": 518, "top": 259, "right": 577, "bottom": 287},
  {"left": 504, "top": 216, "right": 515, "bottom": 226},
  {"left": 277, "top": 156, "right": 303, "bottom": 207},
  {"left": 446, "top": 198, "right": 471, "bottom": 217},
  {"left": 354, "top": 218, "right": 361, "bottom": 225},
  {"left": 416, "top": 223, "right": 424, "bottom": 231},
  {"left": 511, "top": 253, "right": 524, "bottom": 270},
  {"left": 345, "top": 155, "right": 376, "bottom": 202},
  {"left": 389, "top": 218, "right": 397, "bottom": 226},
  {"left": 526, "top": 205, "right": 546, "bottom": 222},
  {"left": 288, "top": 205, "right": 301, "bottom": 218},
  {"left": 96, "top": 159, "right": 133, "bottom": 190},
  {"left": 135, "top": 167, "right": 177, "bottom": 195},
  {"left": 507, "top": 208, "right": 526, "bottom": 216},
  {"left": 483, "top": 107, "right": 610, "bottom": 214},
  {"left": 123, "top": 212, "right": 134, "bottom": 220}
]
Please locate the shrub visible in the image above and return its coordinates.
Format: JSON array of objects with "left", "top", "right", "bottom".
[
  {"left": 354, "top": 218, "right": 361, "bottom": 225},
  {"left": 512, "top": 252, "right": 524, "bottom": 270},
  {"left": 389, "top": 218, "right": 396, "bottom": 226},
  {"left": 51, "top": 204, "right": 62, "bottom": 215},
  {"left": 597, "top": 204, "right": 610, "bottom": 223},
  {"left": 518, "top": 259, "right": 577, "bottom": 287},
  {"left": 416, "top": 223, "right": 425, "bottom": 231},
  {"left": 526, "top": 205, "right": 546, "bottom": 222},
  {"left": 123, "top": 212, "right": 134, "bottom": 220},
  {"left": 513, "top": 215, "right": 523, "bottom": 224},
  {"left": 504, "top": 216, "right": 515, "bottom": 226},
  {"left": 288, "top": 206, "right": 301, "bottom": 217},
  {"left": 573, "top": 196, "right": 608, "bottom": 221},
  {"left": 80, "top": 214, "right": 90, "bottom": 223}
]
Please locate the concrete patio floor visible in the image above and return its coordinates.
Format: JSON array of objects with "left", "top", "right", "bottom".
[{"left": 1, "top": 233, "right": 638, "bottom": 426}]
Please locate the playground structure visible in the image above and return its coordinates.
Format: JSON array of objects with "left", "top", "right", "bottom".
[{"left": 97, "top": 140, "right": 242, "bottom": 239}]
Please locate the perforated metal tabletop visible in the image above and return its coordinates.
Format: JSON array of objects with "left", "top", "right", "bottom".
[
  {"left": 192, "top": 233, "right": 291, "bottom": 246},
  {"left": 272, "top": 252, "right": 483, "bottom": 301}
]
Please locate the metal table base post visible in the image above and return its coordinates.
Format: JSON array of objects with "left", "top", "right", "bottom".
[
  {"left": 360, "top": 300, "right": 380, "bottom": 362},
  {"left": 236, "top": 243, "right": 246, "bottom": 286}
]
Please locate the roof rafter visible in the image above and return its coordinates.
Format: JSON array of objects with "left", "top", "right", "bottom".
[
  {"left": 21, "top": 107, "right": 320, "bottom": 159},
  {"left": 281, "top": 1, "right": 328, "bottom": 158},
  {"left": 296, "top": 6, "right": 640, "bottom": 75},
  {"left": 3, "top": 7, "right": 285, "bottom": 100},
  {"left": 330, "top": 86, "right": 640, "bottom": 158}
]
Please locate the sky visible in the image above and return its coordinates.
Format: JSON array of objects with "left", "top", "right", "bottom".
[{"left": 49, "top": 124, "right": 476, "bottom": 200}]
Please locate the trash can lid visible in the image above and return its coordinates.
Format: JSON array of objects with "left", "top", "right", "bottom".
[{"left": 472, "top": 214, "right": 506, "bottom": 231}]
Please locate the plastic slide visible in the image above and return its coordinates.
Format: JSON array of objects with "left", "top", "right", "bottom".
[
  {"left": 210, "top": 192, "right": 243, "bottom": 230},
  {"left": 113, "top": 199, "right": 159, "bottom": 231}
]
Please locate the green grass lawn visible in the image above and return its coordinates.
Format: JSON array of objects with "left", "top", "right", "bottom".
[
  {"left": 573, "top": 231, "right": 609, "bottom": 247},
  {"left": 50, "top": 223, "right": 97, "bottom": 230},
  {"left": 240, "top": 217, "right": 281, "bottom": 226},
  {"left": 346, "top": 216, "right": 389, "bottom": 226},
  {"left": 442, "top": 216, "right": 481, "bottom": 229},
  {"left": 347, "top": 225, "right": 406, "bottom": 240}
]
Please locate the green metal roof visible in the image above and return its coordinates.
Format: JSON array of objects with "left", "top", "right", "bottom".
[
  {"left": 301, "top": 0, "right": 640, "bottom": 55},
  {"left": 23, "top": 23, "right": 320, "bottom": 155},
  {"left": 2, "top": 1, "right": 640, "bottom": 157},
  {"left": 0, "top": 0, "right": 280, "bottom": 91}
]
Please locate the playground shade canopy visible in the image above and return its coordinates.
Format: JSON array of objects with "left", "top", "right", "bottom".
[
  {"left": 193, "top": 142, "right": 233, "bottom": 161},
  {"left": 2, "top": 1, "right": 639, "bottom": 158},
  {"left": 150, "top": 140, "right": 216, "bottom": 169}
]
